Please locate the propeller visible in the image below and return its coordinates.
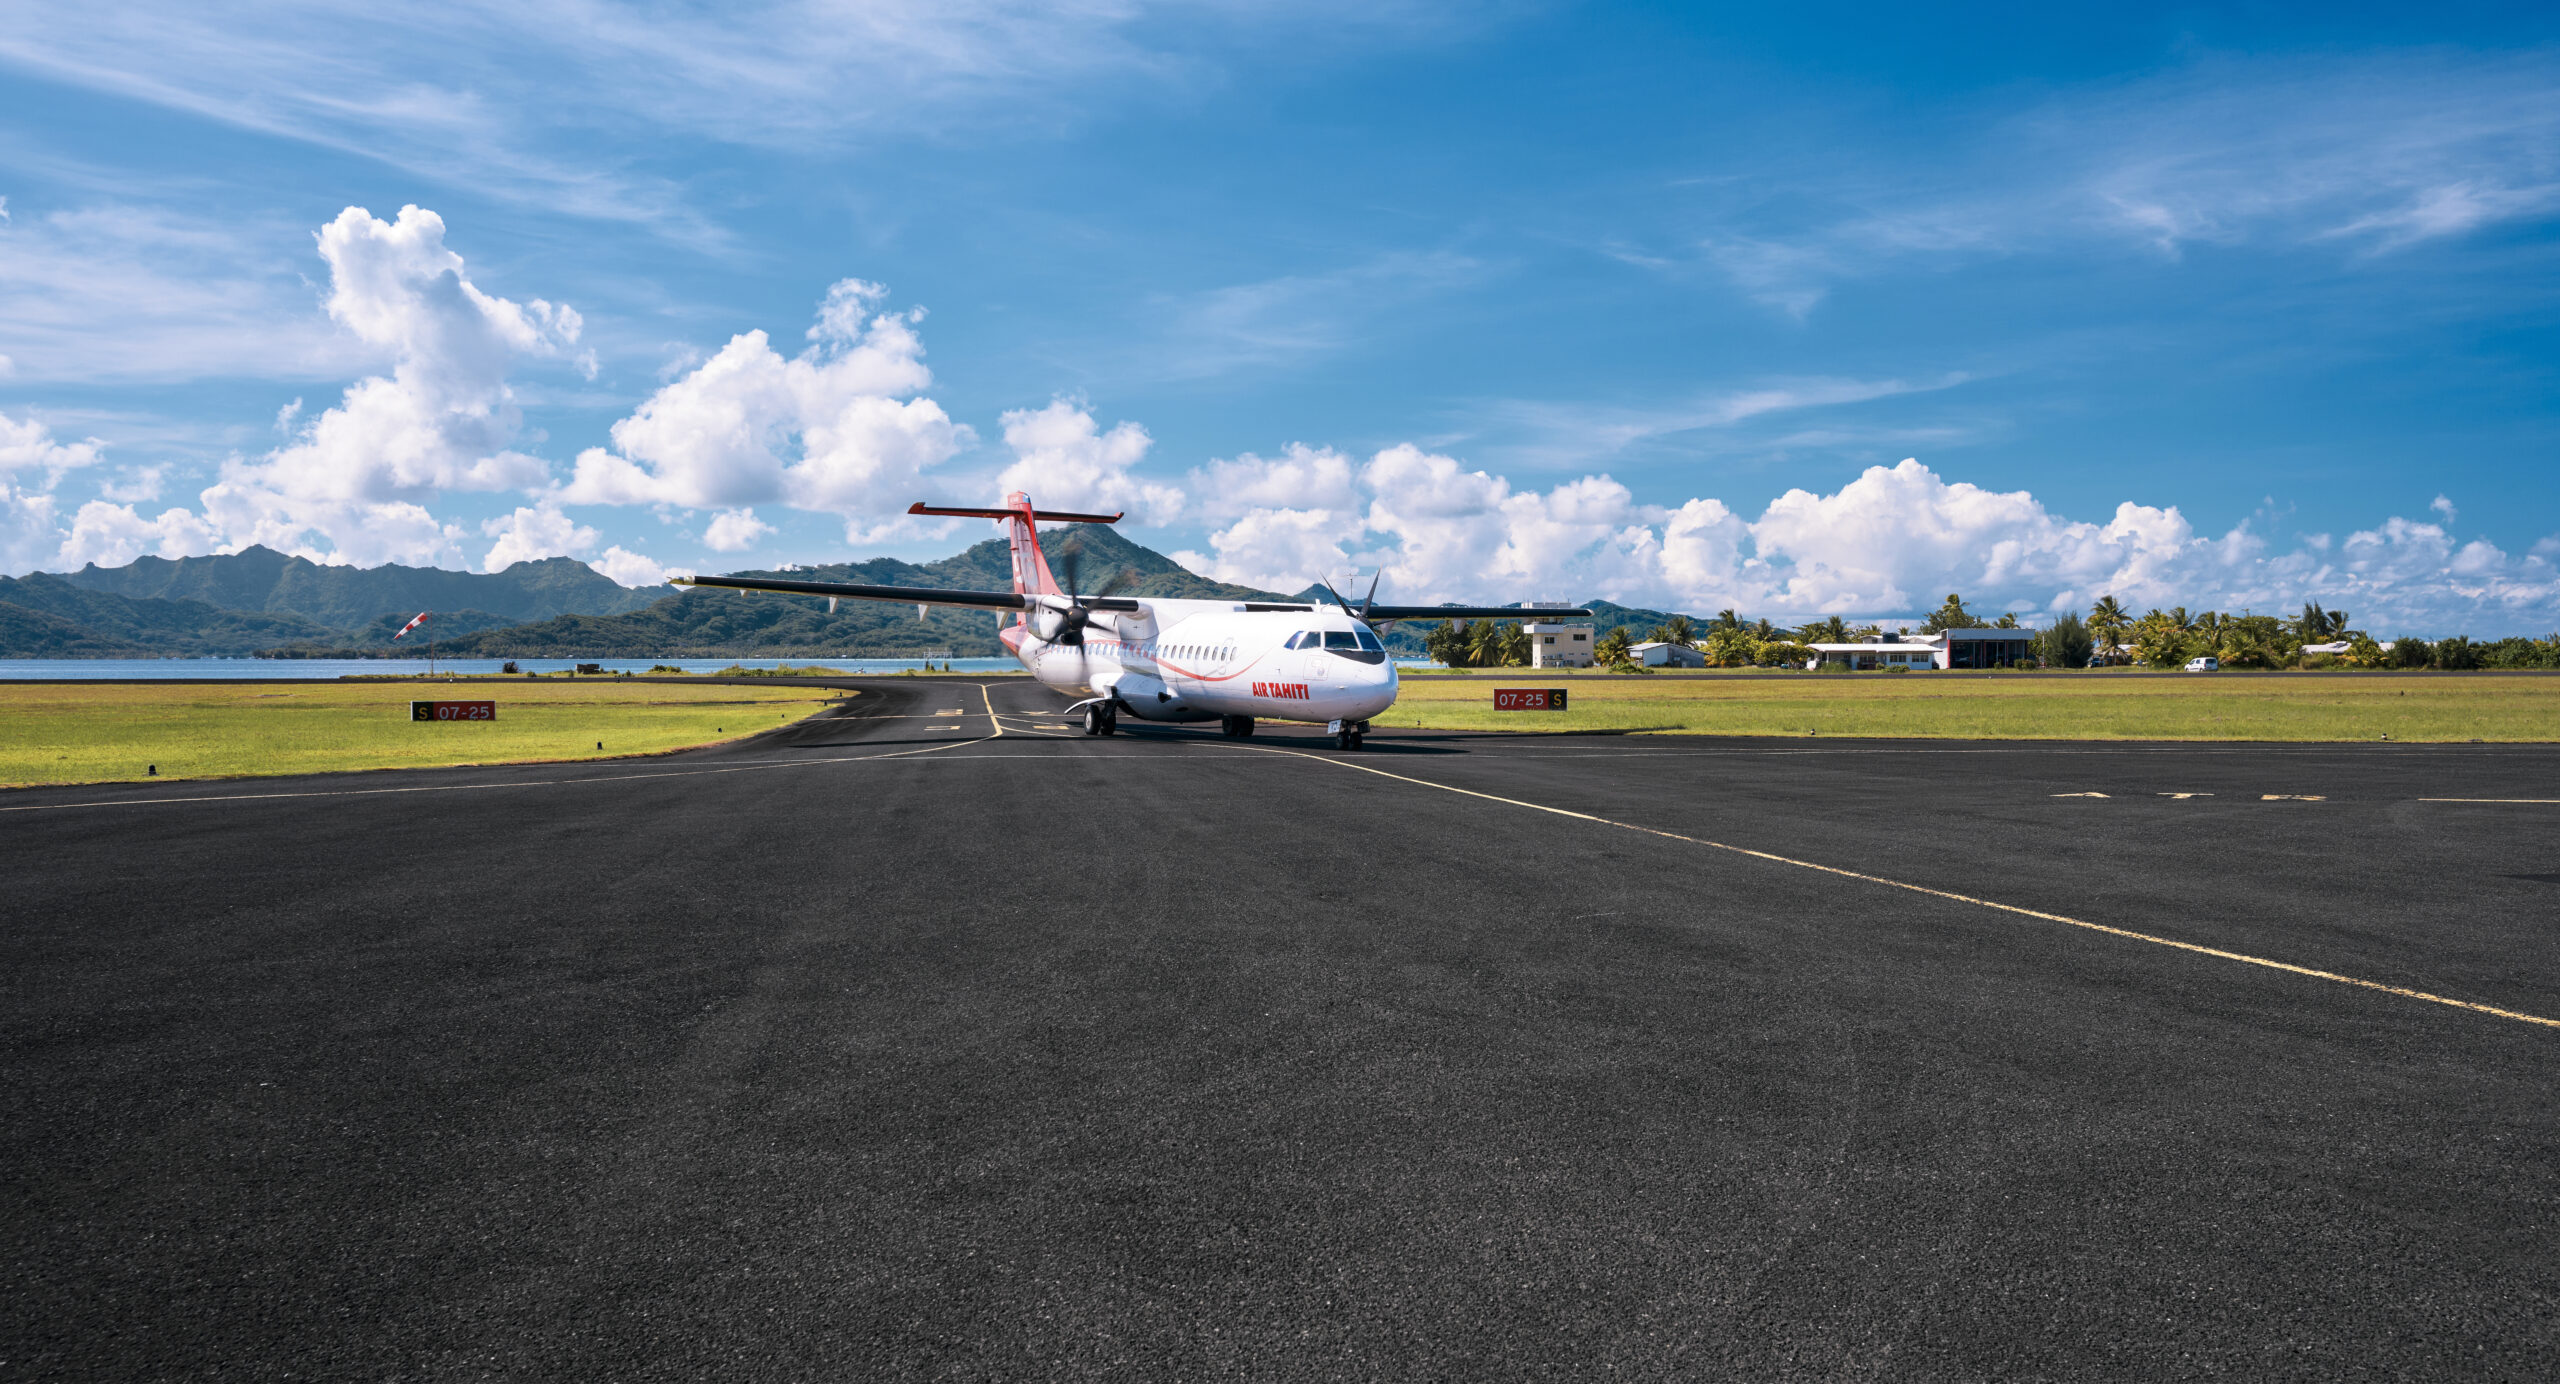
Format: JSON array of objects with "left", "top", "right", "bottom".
[
  {"left": 1036, "top": 544, "right": 1135, "bottom": 647},
  {"left": 1321, "top": 570, "right": 1385, "bottom": 623}
]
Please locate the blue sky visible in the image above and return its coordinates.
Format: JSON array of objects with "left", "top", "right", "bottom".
[{"left": 1, "top": 2, "right": 2555, "bottom": 631}]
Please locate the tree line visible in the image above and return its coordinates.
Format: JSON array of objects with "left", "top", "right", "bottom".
[{"left": 1419, "top": 594, "right": 2560, "bottom": 671}]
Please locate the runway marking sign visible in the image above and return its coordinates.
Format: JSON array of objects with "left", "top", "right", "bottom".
[
  {"left": 2263, "top": 794, "right": 2326, "bottom": 801},
  {"left": 2157, "top": 792, "right": 2212, "bottom": 799},
  {"left": 410, "top": 700, "right": 496, "bottom": 722},
  {"left": 1494, "top": 688, "right": 1569, "bottom": 711},
  {"left": 2053, "top": 792, "right": 2109, "bottom": 798}
]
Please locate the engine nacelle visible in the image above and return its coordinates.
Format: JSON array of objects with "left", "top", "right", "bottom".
[
  {"left": 1091, "top": 669, "right": 1213, "bottom": 722},
  {"left": 1029, "top": 606, "right": 1075, "bottom": 643}
]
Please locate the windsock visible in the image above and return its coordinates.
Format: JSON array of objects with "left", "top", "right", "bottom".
[{"left": 393, "top": 611, "right": 430, "bottom": 641}]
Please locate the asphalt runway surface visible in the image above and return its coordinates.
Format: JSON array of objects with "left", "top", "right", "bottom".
[{"left": 6, "top": 676, "right": 2556, "bottom": 1380}]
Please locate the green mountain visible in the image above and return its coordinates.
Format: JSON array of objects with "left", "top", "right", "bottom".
[
  {"left": 60, "top": 545, "right": 662, "bottom": 633},
  {"left": 5, "top": 525, "right": 1674, "bottom": 661},
  {"left": 0, "top": 573, "right": 339, "bottom": 656},
  {"left": 0, "top": 599, "right": 154, "bottom": 657}
]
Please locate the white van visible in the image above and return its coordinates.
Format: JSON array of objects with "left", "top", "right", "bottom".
[{"left": 2183, "top": 656, "right": 2220, "bottom": 672}]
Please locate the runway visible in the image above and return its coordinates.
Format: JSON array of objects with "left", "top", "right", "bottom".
[{"left": 6, "top": 676, "right": 2556, "bottom": 1379}]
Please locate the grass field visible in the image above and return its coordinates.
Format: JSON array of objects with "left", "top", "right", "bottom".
[
  {"left": 0, "top": 680, "right": 847, "bottom": 787},
  {"left": 1382, "top": 671, "right": 2560, "bottom": 741}
]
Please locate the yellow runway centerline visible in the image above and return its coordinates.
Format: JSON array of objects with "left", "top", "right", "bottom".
[{"left": 1208, "top": 740, "right": 2560, "bottom": 1032}]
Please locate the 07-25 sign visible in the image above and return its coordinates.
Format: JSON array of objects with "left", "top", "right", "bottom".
[
  {"left": 411, "top": 700, "right": 496, "bottom": 721},
  {"left": 1493, "top": 688, "right": 1568, "bottom": 711}
]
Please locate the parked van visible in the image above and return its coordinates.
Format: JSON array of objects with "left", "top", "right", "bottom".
[{"left": 2183, "top": 656, "right": 2220, "bottom": 672}]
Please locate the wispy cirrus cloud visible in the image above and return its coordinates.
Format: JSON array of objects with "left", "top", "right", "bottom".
[
  {"left": 0, "top": 1, "right": 1483, "bottom": 231},
  {"left": 1612, "top": 49, "right": 2560, "bottom": 316},
  {"left": 1110, "top": 249, "right": 1487, "bottom": 382},
  {"left": 1466, "top": 373, "right": 1977, "bottom": 470},
  {"left": 0, "top": 201, "right": 348, "bottom": 384}
]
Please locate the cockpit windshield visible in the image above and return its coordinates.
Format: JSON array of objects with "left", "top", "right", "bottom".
[{"left": 1317, "top": 627, "right": 1387, "bottom": 664}]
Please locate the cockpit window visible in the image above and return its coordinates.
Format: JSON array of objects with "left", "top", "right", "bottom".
[{"left": 1317, "top": 627, "right": 1387, "bottom": 665}]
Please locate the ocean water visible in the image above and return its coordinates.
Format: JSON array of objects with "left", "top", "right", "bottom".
[{"left": 0, "top": 657, "right": 1024, "bottom": 680}]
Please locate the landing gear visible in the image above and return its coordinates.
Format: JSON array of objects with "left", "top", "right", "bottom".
[
  {"left": 1082, "top": 705, "right": 1103, "bottom": 736},
  {"left": 1331, "top": 719, "right": 1367, "bottom": 751},
  {"left": 1082, "top": 703, "right": 1119, "bottom": 736},
  {"left": 1220, "top": 715, "right": 1258, "bottom": 739}
]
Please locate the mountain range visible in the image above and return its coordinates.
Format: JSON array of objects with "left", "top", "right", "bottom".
[{"left": 1, "top": 530, "right": 1684, "bottom": 659}]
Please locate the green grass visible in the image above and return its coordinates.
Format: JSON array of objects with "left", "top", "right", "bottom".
[
  {"left": 1382, "top": 671, "right": 2560, "bottom": 741},
  {"left": 0, "top": 680, "right": 847, "bottom": 787}
]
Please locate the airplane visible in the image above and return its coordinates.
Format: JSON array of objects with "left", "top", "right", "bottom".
[{"left": 670, "top": 493, "right": 1592, "bottom": 749}]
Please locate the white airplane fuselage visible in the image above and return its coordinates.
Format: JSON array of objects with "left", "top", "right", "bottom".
[{"left": 1004, "top": 598, "right": 1398, "bottom": 726}]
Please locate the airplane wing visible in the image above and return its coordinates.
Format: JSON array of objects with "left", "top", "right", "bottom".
[
  {"left": 1362, "top": 605, "right": 1594, "bottom": 621},
  {"left": 672, "top": 574, "right": 1097, "bottom": 611},
  {"left": 670, "top": 575, "right": 1141, "bottom": 611}
]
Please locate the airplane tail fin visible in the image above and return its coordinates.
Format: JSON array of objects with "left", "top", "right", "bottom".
[{"left": 907, "top": 495, "right": 1119, "bottom": 603}]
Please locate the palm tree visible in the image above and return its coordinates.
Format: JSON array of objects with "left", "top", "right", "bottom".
[
  {"left": 1659, "top": 614, "right": 1696, "bottom": 647},
  {"left": 2168, "top": 606, "right": 2193, "bottom": 631},
  {"left": 2089, "top": 595, "right": 2131, "bottom": 655},
  {"left": 1803, "top": 615, "right": 1849, "bottom": 644},
  {"left": 1714, "top": 608, "right": 1741, "bottom": 631}
]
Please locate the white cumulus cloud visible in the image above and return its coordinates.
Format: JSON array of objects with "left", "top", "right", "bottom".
[
  {"left": 1177, "top": 450, "right": 2560, "bottom": 633},
  {"left": 480, "top": 502, "right": 600, "bottom": 571},
  {"left": 53, "top": 500, "right": 224, "bottom": 570},
  {"left": 992, "top": 399, "right": 1181, "bottom": 524},
  {"left": 591, "top": 545, "right": 673, "bottom": 588},
  {"left": 202, "top": 204, "right": 582, "bottom": 566},
  {"left": 700, "top": 508, "right": 775, "bottom": 552},
  {"left": 565, "top": 279, "right": 968, "bottom": 541},
  {"left": 0, "top": 409, "right": 105, "bottom": 481}
]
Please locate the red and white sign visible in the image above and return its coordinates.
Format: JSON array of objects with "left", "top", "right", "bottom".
[
  {"left": 1252, "top": 681, "right": 1312, "bottom": 700},
  {"left": 411, "top": 700, "right": 496, "bottom": 721},
  {"left": 1493, "top": 688, "right": 1570, "bottom": 711}
]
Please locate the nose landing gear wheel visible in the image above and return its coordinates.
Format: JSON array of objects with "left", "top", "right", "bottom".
[{"left": 1335, "top": 729, "right": 1360, "bottom": 750}]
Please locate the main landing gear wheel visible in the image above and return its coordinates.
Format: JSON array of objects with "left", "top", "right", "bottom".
[
  {"left": 1220, "top": 715, "right": 1258, "bottom": 739},
  {"left": 1082, "top": 705, "right": 1106, "bottom": 736},
  {"left": 1102, "top": 707, "right": 1118, "bottom": 736}
]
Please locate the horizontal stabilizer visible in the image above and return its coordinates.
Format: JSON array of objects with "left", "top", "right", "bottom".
[
  {"left": 908, "top": 502, "right": 1124, "bottom": 524},
  {"left": 674, "top": 574, "right": 1028, "bottom": 611}
]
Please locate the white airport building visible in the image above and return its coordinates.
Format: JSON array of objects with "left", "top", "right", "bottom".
[
  {"left": 1525, "top": 622, "right": 1594, "bottom": 667},
  {"left": 1805, "top": 628, "right": 2038, "bottom": 670}
]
